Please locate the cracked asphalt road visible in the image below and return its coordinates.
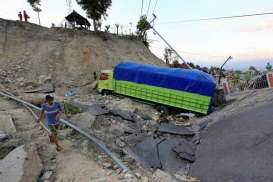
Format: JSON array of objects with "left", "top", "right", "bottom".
[{"left": 190, "top": 101, "right": 273, "bottom": 182}]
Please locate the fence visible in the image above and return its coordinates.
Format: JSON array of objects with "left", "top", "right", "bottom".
[{"left": 226, "top": 72, "right": 269, "bottom": 92}]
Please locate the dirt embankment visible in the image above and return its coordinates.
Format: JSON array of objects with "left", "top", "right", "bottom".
[{"left": 0, "top": 18, "right": 165, "bottom": 88}]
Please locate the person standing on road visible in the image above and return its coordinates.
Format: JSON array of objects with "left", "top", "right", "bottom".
[
  {"left": 23, "top": 10, "right": 30, "bottom": 22},
  {"left": 37, "top": 95, "right": 63, "bottom": 151},
  {"left": 18, "top": 12, "right": 23, "bottom": 21}
]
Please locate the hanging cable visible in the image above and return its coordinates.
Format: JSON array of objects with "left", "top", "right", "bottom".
[
  {"left": 156, "top": 11, "right": 273, "bottom": 25},
  {"left": 150, "top": 45, "right": 226, "bottom": 59},
  {"left": 152, "top": 0, "right": 159, "bottom": 15},
  {"left": 146, "top": 0, "right": 152, "bottom": 17},
  {"left": 140, "top": 0, "right": 144, "bottom": 16}
]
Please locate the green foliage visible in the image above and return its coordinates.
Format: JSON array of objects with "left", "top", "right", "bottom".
[
  {"left": 27, "top": 0, "right": 41, "bottom": 11},
  {"left": 231, "top": 72, "right": 240, "bottom": 86},
  {"left": 104, "top": 25, "right": 110, "bottom": 32},
  {"left": 249, "top": 66, "right": 257, "bottom": 71},
  {"left": 63, "top": 102, "right": 81, "bottom": 115},
  {"left": 136, "top": 15, "right": 151, "bottom": 47},
  {"left": 136, "top": 15, "right": 151, "bottom": 33},
  {"left": 248, "top": 66, "right": 259, "bottom": 75},
  {"left": 266, "top": 62, "right": 272, "bottom": 71},
  {"left": 76, "top": 0, "right": 112, "bottom": 31},
  {"left": 244, "top": 73, "right": 251, "bottom": 81}
]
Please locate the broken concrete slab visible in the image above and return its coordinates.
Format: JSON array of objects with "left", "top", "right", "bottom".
[
  {"left": 70, "top": 112, "right": 95, "bottom": 130},
  {"left": 40, "top": 171, "right": 53, "bottom": 181},
  {"left": 123, "top": 133, "right": 149, "bottom": 146},
  {"left": 191, "top": 133, "right": 201, "bottom": 145},
  {"left": 158, "top": 138, "right": 189, "bottom": 173},
  {"left": 172, "top": 140, "right": 196, "bottom": 162},
  {"left": 158, "top": 123, "right": 195, "bottom": 136},
  {"left": 24, "top": 83, "right": 54, "bottom": 94},
  {"left": 130, "top": 136, "right": 163, "bottom": 169},
  {"left": 21, "top": 144, "right": 43, "bottom": 182},
  {"left": 133, "top": 108, "right": 152, "bottom": 120},
  {"left": 109, "top": 109, "right": 140, "bottom": 123},
  {"left": 0, "top": 114, "right": 16, "bottom": 134},
  {"left": 0, "top": 145, "right": 26, "bottom": 182},
  {"left": 87, "top": 104, "right": 109, "bottom": 116}
]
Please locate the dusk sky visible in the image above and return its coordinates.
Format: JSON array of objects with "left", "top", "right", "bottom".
[{"left": 0, "top": 0, "right": 273, "bottom": 70}]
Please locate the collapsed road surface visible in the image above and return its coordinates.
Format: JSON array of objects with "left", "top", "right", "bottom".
[{"left": 190, "top": 101, "right": 273, "bottom": 182}]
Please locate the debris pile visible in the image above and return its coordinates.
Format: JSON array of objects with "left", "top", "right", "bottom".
[{"left": 65, "top": 97, "right": 202, "bottom": 178}]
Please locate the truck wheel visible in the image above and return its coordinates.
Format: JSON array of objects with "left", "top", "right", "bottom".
[
  {"left": 155, "top": 105, "right": 169, "bottom": 117},
  {"left": 101, "top": 90, "right": 111, "bottom": 96}
]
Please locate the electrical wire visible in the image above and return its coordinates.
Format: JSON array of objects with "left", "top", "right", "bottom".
[
  {"left": 156, "top": 11, "right": 273, "bottom": 25},
  {"left": 146, "top": 0, "right": 152, "bottom": 17},
  {"left": 152, "top": 0, "right": 159, "bottom": 14},
  {"left": 141, "top": 0, "right": 143, "bottom": 16},
  {"left": 150, "top": 45, "right": 226, "bottom": 59}
]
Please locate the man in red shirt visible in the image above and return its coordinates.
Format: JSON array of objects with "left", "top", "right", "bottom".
[{"left": 23, "top": 10, "right": 30, "bottom": 22}]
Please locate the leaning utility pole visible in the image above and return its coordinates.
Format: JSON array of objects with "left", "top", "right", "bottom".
[
  {"left": 148, "top": 14, "right": 192, "bottom": 69},
  {"left": 218, "top": 56, "right": 232, "bottom": 85}
]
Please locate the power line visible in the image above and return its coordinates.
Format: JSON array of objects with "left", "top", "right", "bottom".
[
  {"left": 156, "top": 11, "right": 273, "bottom": 25},
  {"left": 152, "top": 0, "right": 159, "bottom": 14},
  {"left": 146, "top": 0, "right": 152, "bottom": 17},
  {"left": 140, "top": 0, "right": 143, "bottom": 16},
  {"left": 150, "top": 45, "right": 226, "bottom": 59}
]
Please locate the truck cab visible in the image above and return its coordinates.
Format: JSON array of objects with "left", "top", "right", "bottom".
[{"left": 97, "top": 70, "right": 114, "bottom": 94}]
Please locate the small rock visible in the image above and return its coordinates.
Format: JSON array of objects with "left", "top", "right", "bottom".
[
  {"left": 116, "top": 168, "right": 122, "bottom": 174},
  {"left": 116, "top": 138, "right": 126, "bottom": 147},
  {"left": 59, "top": 128, "right": 73, "bottom": 139},
  {"left": 124, "top": 173, "right": 134, "bottom": 179},
  {"left": 102, "top": 162, "right": 112, "bottom": 169},
  {"left": 40, "top": 171, "right": 53, "bottom": 181},
  {"left": 82, "top": 140, "right": 89, "bottom": 153},
  {"left": 0, "top": 131, "right": 8, "bottom": 141},
  {"left": 153, "top": 169, "right": 177, "bottom": 182},
  {"left": 113, "top": 164, "right": 119, "bottom": 170},
  {"left": 142, "top": 176, "right": 149, "bottom": 182},
  {"left": 123, "top": 156, "right": 134, "bottom": 164},
  {"left": 135, "top": 172, "right": 141, "bottom": 179},
  {"left": 47, "top": 164, "right": 57, "bottom": 171},
  {"left": 174, "top": 174, "right": 199, "bottom": 182},
  {"left": 106, "top": 170, "right": 113, "bottom": 176}
]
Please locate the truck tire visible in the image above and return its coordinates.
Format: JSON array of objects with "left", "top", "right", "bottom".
[{"left": 155, "top": 105, "right": 169, "bottom": 117}]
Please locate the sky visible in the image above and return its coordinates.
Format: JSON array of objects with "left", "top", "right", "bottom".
[{"left": 0, "top": 0, "right": 273, "bottom": 70}]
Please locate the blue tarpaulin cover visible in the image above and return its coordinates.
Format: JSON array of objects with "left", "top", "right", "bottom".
[{"left": 113, "top": 61, "right": 216, "bottom": 97}]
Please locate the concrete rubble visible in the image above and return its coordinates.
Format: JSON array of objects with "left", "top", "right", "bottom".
[
  {"left": 0, "top": 145, "right": 26, "bottom": 182},
  {"left": 0, "top": 114, "right": 16, "bottom": 134}
]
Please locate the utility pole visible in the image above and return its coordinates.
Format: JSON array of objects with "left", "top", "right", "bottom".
[
  {"left": 148, "top": 14, "right": 191, "bottom": 69},
  {"left": 218, "top": 56, "right": 232, "bottom": 85}
]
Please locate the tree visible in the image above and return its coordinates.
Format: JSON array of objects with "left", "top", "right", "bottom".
[
  {"left": 266, "top": 62, "right": 272, "bottom": 71},
  {"left": 248, "top": 66, "right": 258, "bottom": 75},
  {"left": 136, "top": 15, "right": 150, "bottom": 47},
  {"left": 27, "top": 0, "right": 41, "bottom": 25},
  {"left": 104, "top": 25, "right": 110, "bottom": 33},
  {"left": 172, "top": 60, "right": 180, "bottom": 68},
  {"left": 115, "top": 24, "right": 119, "bottom": 35},
  {"left": 76, "top": 0, "right": 112, "bottom": 32}
]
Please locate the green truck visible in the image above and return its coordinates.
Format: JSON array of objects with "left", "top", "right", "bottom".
[{"left": 98, "top": 62, "right": 216, "bottom": 115}]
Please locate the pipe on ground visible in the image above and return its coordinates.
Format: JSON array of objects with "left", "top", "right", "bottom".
[{"left": 0, "top": 90, "right": 130, "bottom": 173}]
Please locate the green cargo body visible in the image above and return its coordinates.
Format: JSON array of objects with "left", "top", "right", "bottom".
[{"left": 98, "top": 70, "right": 212, "bottom": 115}]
